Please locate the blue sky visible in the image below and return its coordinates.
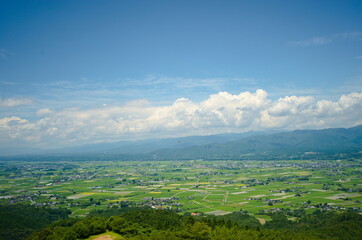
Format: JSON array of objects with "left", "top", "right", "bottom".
[{"left": 0, "top": 0, "right": 361, "bottom": 152}]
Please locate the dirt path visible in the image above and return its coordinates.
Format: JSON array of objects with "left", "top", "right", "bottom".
[
  {"left": 257, "top": 218, "right": 266, "bottom": 224},
  {"left": 89, "top": 232, "right": 124, "bottom": 240},
  {"left": 92, "top": 235, "right": 113, "bottom": 240},
  {"left": 222, "top": 191, "right": 229, "bottom": 205}
]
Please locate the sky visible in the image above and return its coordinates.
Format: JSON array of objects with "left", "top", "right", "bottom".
[{"left": 0, "top": 0, "right": 361, "bottom": 153}]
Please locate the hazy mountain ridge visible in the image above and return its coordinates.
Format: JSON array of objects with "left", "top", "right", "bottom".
[
  {"left": 150, "top": 125, "right": 362, "bottom": 160},
  {"left": 1, "top": 125, "right": 361, "bottom": 160},
  {"left": 0, "top": 130, "right": 271, "bottom": 157}
]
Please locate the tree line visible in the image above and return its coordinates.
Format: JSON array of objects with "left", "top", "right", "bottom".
[{"left": 26, "top": 208, "right": 362, "bottom": 240}]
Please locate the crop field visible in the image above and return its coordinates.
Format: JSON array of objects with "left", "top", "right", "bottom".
[{"left": 0, "top": 159, "right": 361, "bottom": 221}]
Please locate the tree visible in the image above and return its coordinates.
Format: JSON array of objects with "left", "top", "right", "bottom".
[{"left": 180, "top": 222, "right": 212, "bottom": 240}]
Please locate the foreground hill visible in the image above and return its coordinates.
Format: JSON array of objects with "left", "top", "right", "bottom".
[
  {"left": 27, "top": 208, "right": 362, "bottom": 240},
  {"left": 0, "top": 205, "right": 70, "bottom": 240}
]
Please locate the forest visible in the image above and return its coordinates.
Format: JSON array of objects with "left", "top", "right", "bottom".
[{"left": 1, "top": 205, "right": 361, "bottom": 240}]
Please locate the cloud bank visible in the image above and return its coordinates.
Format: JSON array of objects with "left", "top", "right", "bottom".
[{"left": 0, "top": 90, "right": 361, "bottom": 148}]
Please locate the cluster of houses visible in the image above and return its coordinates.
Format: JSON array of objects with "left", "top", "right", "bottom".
[{"left": 142, "top": 196, "right": 182, "bottom": 210}]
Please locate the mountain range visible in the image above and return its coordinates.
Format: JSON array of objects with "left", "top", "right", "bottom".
[
  {"left": 151, "top": 125, "right": 362, "bottom": 160},
  {"left": 1, "top": 125, "right": 361, "bottom": 160}
]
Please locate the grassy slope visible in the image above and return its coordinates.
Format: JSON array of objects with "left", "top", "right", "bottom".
[{"left": 86, "top": 231, "right": 125, "bottom": 240}]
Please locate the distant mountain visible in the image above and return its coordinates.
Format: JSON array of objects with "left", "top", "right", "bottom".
[
  {"left": 43, "top": 130, "right": 272, "bottom": 155},
  {"left": 0, "top": 146, "right": 45, "bottom": 156},
  {"left": 150, "top": 125, "right": 362, "bottom": 160},
  {"left": 1, "top": 126, "right": 360, "bottom": 160},
  {"left": 0, "top": 130, "right": 272, "bottom": 157}
]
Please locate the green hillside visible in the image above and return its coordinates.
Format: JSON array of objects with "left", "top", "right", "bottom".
[{"left": 26, "top": 208, "right": 362, "bottom": 240}]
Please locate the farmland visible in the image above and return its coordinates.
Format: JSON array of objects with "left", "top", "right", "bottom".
[{"left": 0, "top": 159, "right": 361, "bottom": 221}]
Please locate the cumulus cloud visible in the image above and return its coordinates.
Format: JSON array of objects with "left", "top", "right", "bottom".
[
  {"left": 0, "top": 116, "right": 36, "bottom": 140},
  {"left": 268, "top": 96, "right": 314, "bottom": 116},
  {"left": 0, "top": 97, "right": 34, "bottom": 107},
  {"left": 0, "top": 90, "right": 361, "bottom": 147}
]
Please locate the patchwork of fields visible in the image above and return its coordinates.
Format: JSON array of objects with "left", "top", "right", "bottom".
[{"left": 0, "top": 159, "right": 361, "bottom": 220}]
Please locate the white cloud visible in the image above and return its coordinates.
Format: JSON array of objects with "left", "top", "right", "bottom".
[
  {"left": 0, "top": 81, "right": 15, "bottom": 85},
  {"left": 0, "top": 90, "right": 361, "bottom": 148},
  {"left": 36, "top": 108, "right": 54, "bottom": 116},
  {"left": 336, "top": 31, "right": 362, "bottom": 39},
  {"left": 290, "top": 31, "right": 362, "bottom": 47},
  {"left": 0, "top": 48, "right": 14, "bottom": 59},
  {"left": 0, "top": 116, "right": 28, "bottom": 127},
  {"left": 0, "top": 98, "right": 34, "bottom": 107},
  {"left": 261, "top": 92, "right": 362, "bottom": 129},
  {"left": 0, "top": 116, "right": 36, "bottom": 140},
  {"left": 268, "top": 96, "right": 314, "bottom": 116},
  {"left": 290, "top": 37, "right": 331, "bottom": 47},
  {"left": 0, "top": 49, "right": 8, "bottom": 59}
]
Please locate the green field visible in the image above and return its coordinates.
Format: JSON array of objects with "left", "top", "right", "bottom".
[{"left": 0, "top": 159, "right": 361, "bottom": 219}]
